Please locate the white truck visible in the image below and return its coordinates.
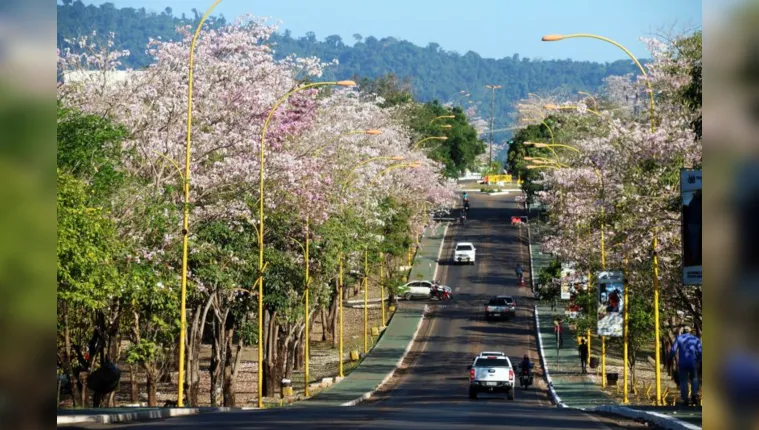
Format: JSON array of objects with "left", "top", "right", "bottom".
[
  {"left": 453, "top": 242, "right": 476, "bottom": 265},
  {"left": 467, "top": 353, "right": 515, "bottom": 400},
  {"left": 484, "top": 295, "right": 517, "bottom": 320}
]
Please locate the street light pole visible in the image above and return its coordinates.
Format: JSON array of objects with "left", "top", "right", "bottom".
[
  {"left": 485, "top": 84, "right": 502, "bottom": 170},
  {"left": 380, "top": 252, "right": 386, "bottom": 327},
  {"left": 304, "top": 215, "right": 310, "bottom": 397},
  {"left": 338, "top": 252, "right": 344, "bottom": 378},
  {"left": 257, "top": 80, "right": 355, "bottom": 408},
  {"left": 542, "top": 32, "right": 661, "bottom": 403},
  {"left": 364, "top": 245, "right": 369, "bottom": 354},
  {"left": 177, "top": 0, "right": 222, "bottom": 408}
]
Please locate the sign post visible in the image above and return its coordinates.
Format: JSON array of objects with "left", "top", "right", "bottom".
[
  {"left": 681, "top": 169, "right": 702, "bottom": 285},
  {"left": 597, "top": 271, "right": 625, "bottom": 337}
]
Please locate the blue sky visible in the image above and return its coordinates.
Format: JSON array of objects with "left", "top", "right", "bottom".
[{"left": 79, "top": 0, "right": 701, "bottom": 63}]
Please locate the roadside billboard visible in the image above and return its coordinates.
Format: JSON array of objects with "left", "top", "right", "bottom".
[
  {"left": 681, "top": 169, "right": 702, "bottom": 285},
  {"left": 560, "top": 263, "right": 576, "bottom": 300},
  {"left": 597, "top": 271, "right": 624, "bottom": 337}
]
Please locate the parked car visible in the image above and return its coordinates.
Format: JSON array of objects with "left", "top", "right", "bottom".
[{"left": 399, "top": 280, "right": 451, "bottom": 300}]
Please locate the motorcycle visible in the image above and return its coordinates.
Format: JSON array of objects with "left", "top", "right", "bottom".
[
  {"left": 518, "top": 366, "right": 533, "bottom": 389},
  {"left": 429, "top": 282, "right": 452, "bottom": 301}
]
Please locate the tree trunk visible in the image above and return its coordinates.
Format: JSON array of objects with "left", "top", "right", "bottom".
[
  {"left": 262, "top": 310, "right": 281, "bottom": 398},
  {"left": 189, "top": 295, "right": 213, "bottom": 407},
  {"left": 61, "top": 303, "right": 82, "bottom": 407},
  {"left": 146, "top": 371, "right": 157, "bottom": 407},
  {"left": 222, "top": 325, "right": 237, "bottom": 407},
  {"left": 129, "top": 364, "right": 139, "bottom": 403},
  {"left": 209, "top": 309, "right": 225, "bottom": 407},
  {"left": 320, "top": 308, "right": 328, "bottom": 342},
  {"left": 327, "top": 298, "right": 337, "bottom": 346},
  {"left": 79, "top": 371, "right": 89, "bottom": 407}
]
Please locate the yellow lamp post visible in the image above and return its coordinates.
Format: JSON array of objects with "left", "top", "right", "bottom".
[
  {"left": 257, "top": 79, "right": 356, "bottom": 408},
  {"left": 485, "top": 84, "right": 503, "bottom": 167},
  {"left": 623, "top": 255, "right": 630, "bottom": 403},
  {"left": 338, "top": 252, "right": 345, "bottom": 378},
  {"left": 521, "top": 113, "right": 557, "bottom": 146},
  {"left": 177, "top": 0, "right": 222, "bottom": 408},
  {"left": 363, "top": 245, "right": 369, "bottom": 354},
  {"left": 339, "top": 155, "right": 406, "bottom": 196},
  {"left": 541, "top": 34, "right": 655, "bottom": 132},
  {"left": 412, "top": 136, "right": 448, "bottom": 151},
  {"left": 287, "top": 216, "right": 312, "bottom": 397},
  {"left": 578, "top": 91, "right": 599, "bottom": 110},
  {"left": 311, "top": 129, "right": 382, "bottom": 157},
  {"left": 524, "top": 156, "right": 568, "bottom": 168},
  {"left": 335, "top": 154, "right": 405, "bottom": 374},
  {"left": 430, "top": 115, "right": 455, "bottom": 123},
  {"left": 544, "top": 103, "right": 605, "bottom": 120},
  {"left": 340, "top": 161, "right": 422, "bottom": 356},
  {"left": 542, "top": 32, "right": 661, "bottom": 404}
]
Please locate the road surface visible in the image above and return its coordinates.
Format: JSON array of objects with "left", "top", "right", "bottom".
[{"left": 63, "top": 192, "right": 648, "bottom": 429}]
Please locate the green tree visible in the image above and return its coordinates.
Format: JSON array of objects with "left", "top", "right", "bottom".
[
  {"left": 407, "top": 101, "right": 485, "bottom": 177},
  {"left": 57, "top": 169, "right": 123, "bottom": 406}
]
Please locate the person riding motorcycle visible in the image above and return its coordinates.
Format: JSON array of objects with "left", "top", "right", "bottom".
[
  {"left": 518, "top": 354, "right": 534, "bottom": 386},
  {"left": 515, "top": 264, "right": 524, "bottom": 282},
  {"left": 519, "top": 354, "right": 534, "bottom": 373}
]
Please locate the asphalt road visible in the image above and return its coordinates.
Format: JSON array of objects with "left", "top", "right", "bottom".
[{"left": 65, "top": 192, "right": 648, "bottom": 429}]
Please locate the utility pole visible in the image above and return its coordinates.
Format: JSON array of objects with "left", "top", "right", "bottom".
[{"left": 485, "top": 84, "right": 502, "bottom": 171}]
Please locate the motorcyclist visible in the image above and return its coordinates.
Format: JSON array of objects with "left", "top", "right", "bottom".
[
  {"left": 519, "top": 354, "right": 534, "bottom": 373},
  {"left": 515, "top": 264, "right": 524, "bottom": 282},
  {"left": 518, "top": 354, "right": 534, "bottom": 385},
  {"left": 462, "top": 192, "right": 469, "bottom": 201}
]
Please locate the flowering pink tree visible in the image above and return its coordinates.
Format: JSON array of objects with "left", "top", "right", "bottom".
[
  {"left": 58, "top": 17, "right": 459, "bottom": 406},
  {"left": 524, "top": 33, "right": 702, "bottom": 346}
]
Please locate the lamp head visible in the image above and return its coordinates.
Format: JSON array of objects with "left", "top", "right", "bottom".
[{"left": 541, "top": 34, "right": 564, "bottom": 42}]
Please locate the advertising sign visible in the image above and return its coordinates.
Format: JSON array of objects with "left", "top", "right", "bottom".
[
  {"left": 597, "top": 271, "right": 624, "bottom": 337},
  {"left": 681, "top": 169, "right": 702, "bottom": 285},
  {"left": 560, "top": 263, "right": 576, "bottom": 300}
]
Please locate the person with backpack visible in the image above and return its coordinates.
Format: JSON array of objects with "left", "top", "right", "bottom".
[{"left": 669, "top": 326, "right": 702, "bottom": 405}]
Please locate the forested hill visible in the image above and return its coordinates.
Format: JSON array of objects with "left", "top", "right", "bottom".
[{"left": 57, "top": 1, "right": 643, "bottom": 125}]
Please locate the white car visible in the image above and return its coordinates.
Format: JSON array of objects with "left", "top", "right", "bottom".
[
  {"left": 467, "top": 353, "right": 516, "bottom": 400},
  {"left": 399, "top": 280, "right": 449, "bottom": 300},
  {"left": 454, "top": 242, "right": 476, "bottom": 264}
]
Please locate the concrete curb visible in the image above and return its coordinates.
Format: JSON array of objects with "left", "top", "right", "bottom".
[
  {"left": 339, "top": 304, "right": 429, "bottom": 407},
  {"left": 526, "top": 216, "right": 535, "bottom": 296},
  {"left": 432, "top": 224, "right": 449, "bottom": 281},
  {"left": 583, "top": 405, "right": 702, "bottom": 430},
  {"left": 344, "top": 297, "right": 389, "bottom": 305},
  {"left": 57, "top": 407, "right": 239, "bottom": 425},
  {"left": 534, "top": 305, "right": 566, "bottom": 408}
]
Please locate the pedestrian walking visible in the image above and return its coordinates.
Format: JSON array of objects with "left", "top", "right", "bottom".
[
  {"left": 578, "top": 338, "right": 589, "bottom": 374},
  {"left": 669, "top": 326, "right": 702, "bottom": 406}
]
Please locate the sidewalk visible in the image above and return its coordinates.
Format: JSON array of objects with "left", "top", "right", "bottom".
[
  {"left": 531, "top": 231, "right": 702, "bottom": 428},
  {"left": 57, "top": 224, "right": 449, "bottom": 423},
  {"left": 536, "top": 304, "right": 615, "bottom": 409},
  {"left": 408, "top": 224, "right": 448, "bottom": 282},
  {"left": 301, "top": 223, "right": 448, "bottom": 407}
]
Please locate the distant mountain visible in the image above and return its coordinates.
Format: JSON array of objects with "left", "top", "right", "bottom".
[{"left": 57, "top": 1, "right": 642, "bottom": 136}]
